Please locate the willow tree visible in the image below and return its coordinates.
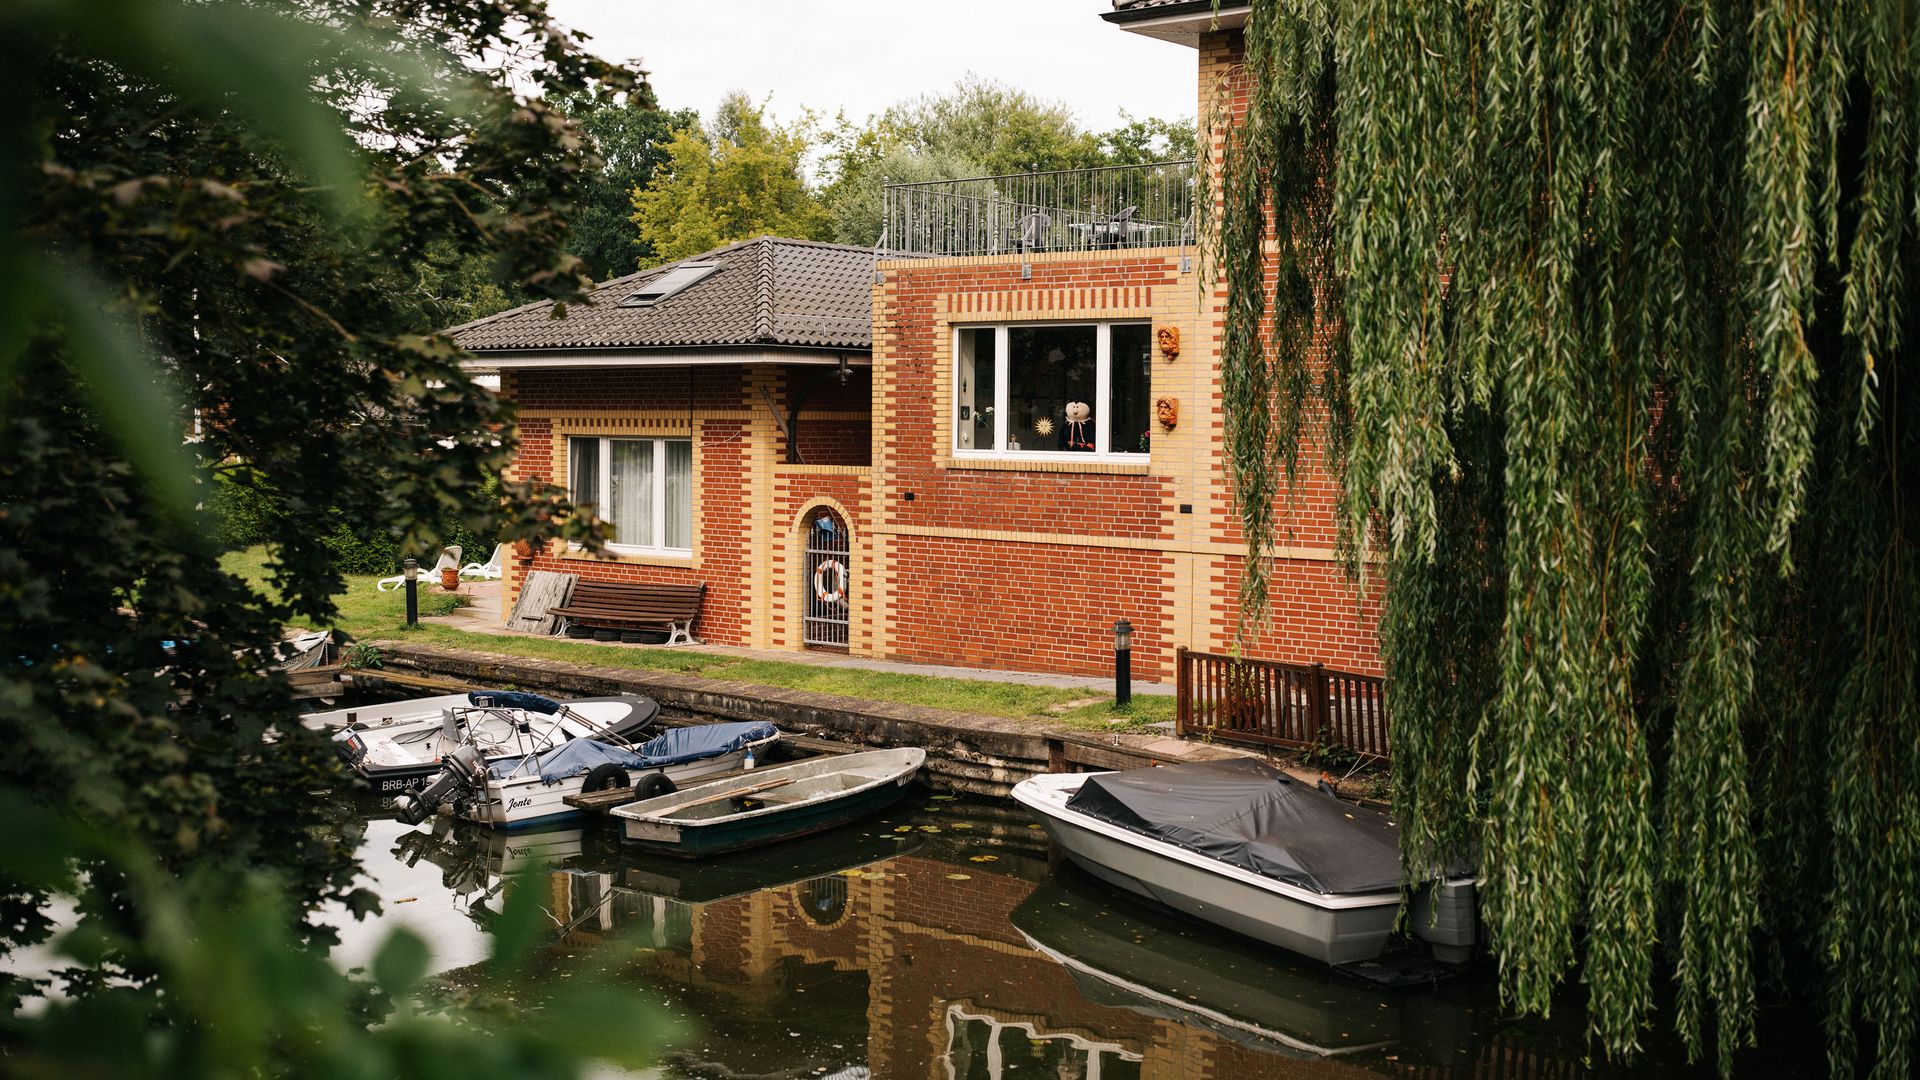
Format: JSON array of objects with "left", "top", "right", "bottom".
[{"left": 1211, "top": 1, "right": 1916, "bottom": 1074}]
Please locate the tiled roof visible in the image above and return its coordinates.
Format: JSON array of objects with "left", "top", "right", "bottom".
[
  {"left": 1109, "top": 0, "right": 1248, "bottom": 12},
  {"left": 446, "top": 236, "right": 900, "bottom": 353}
]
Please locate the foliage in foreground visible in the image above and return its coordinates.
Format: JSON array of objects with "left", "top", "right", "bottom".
[
  {"left": 1211, "top": 1, "right": 1916, "bottom": 1075},
  {"left": 0, "top": 0, "right": 628, "bottom": 1072},
  {"left": 0, "top": 794, "right": 672, "bottom": 1078}
]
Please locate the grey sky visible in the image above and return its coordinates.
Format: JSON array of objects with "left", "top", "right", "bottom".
[{"left": 547, "top": 1, "right": 1197, "bottom": 131}]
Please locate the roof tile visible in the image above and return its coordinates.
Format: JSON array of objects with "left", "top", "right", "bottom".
[{"left": 445, "top": 236, "right": 910, "bottom": 353}]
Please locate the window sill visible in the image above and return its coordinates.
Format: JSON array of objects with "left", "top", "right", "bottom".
[
  {"left": 939, "top": 456, "right": 1151, "bottom": 476},
  {"left": 558, "top": 545, "right": 694, "bottom": 568}
]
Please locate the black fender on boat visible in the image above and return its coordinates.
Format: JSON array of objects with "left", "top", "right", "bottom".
[{"left": 581, "top": 763, "right": 631, "bottom": 794}]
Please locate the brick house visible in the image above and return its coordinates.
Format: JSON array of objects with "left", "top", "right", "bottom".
[{"left": 457, "top": 0, "right": 1378, "bottom": 683}]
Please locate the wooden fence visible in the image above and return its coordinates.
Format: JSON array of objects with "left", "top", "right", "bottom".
[{"left": 1174, "top": 647, "right": 1390, "bottom": 760}]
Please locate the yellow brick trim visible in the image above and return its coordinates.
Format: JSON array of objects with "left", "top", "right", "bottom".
[
  {"left": 773, "top": 463, "right": 872, "bottom": 476},
  {"left": 549, "top": 416, "right": 706, "bottom": 568},
  {"left": 944, "top": 293, "right": 1155, "bottom": 320},
  {"left": 871, "top": 522, "right": 1340, "bottom": 562},
  {"left": 742, "top": 367, "right": 782, "bottom": 649},
  {"left": 876, "top": 247, "right": 1187, "bottom": 271},
  {"left": 552, "top": 548, "right": 693, "bottom": 569},
  {"left": 938, "top": 456, "right": 1151, "bottom": 476},
  {"left": 532, "top": 409, "right": 749, "bottom": 422}
]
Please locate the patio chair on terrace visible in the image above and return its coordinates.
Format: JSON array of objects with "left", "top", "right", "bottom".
[
  {"left": 1005, "top": 210, "right": 1051, "bottom": 253},
  {"left": 459, "top": 543, "right": 507, "bottom": 581},
  {"left": 1094, "top": 205, "right": 1138, "bottom": 248},
  {"left": 375, "top": 546, "right": 462, "bottom": 592}
]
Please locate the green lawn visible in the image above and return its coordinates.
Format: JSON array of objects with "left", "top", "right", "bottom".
[{"left": 225, "top": 546, "right": 1172, "bottom": 731}]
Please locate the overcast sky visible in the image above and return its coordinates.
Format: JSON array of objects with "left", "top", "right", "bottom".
[{"left": 546, "top": 1, "right": 1198, "bottom": 131}]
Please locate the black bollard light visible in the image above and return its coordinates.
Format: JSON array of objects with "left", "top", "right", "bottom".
[
  {"left": 403, "top": 556, "right": 419, "bottom": 627},
  {"left": 1113, "top": 618, "right": 1133, "bottom": 708}
]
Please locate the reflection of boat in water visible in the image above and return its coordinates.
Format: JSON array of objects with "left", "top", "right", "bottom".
[
  {"left": 1010, "top": 865, "right": 1479, "bottom": 1064},
  {"left": 609, "top": 820, "right": 925, "bottom": 906}
]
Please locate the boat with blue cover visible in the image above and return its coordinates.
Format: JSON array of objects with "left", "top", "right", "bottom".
[
  {"left": 394, "top": 720, "right": 782, "bottom": 830},
  {"left": 611, "top": 748, "right": 925, "bottom": 858}
]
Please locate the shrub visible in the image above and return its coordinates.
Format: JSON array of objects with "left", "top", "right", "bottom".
[
  {"left": 207, "top": 467, "right": 281, "bottom": 549},
  {"left": 322, "top": 522, "right": 399, "bottom": 576}
]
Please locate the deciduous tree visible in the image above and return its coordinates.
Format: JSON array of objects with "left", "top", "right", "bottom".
[
  {"left": 630, "top": 93, "right": 830, "bottom": 261},
  {"left": 1212, "top": 2, "right": 1917, "bottom": 1075}
]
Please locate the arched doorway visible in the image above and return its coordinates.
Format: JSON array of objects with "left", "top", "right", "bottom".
[{"left": 802, "top": 507, "right": 851, "bottom": 651}]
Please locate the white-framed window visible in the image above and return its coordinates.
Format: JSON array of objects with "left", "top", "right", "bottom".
[
  {"left": 953, "top": 322, "right": 1153, "bottom": 458},
  {"left": 567, "top": 436, "right": 693, "bottom": 553}
]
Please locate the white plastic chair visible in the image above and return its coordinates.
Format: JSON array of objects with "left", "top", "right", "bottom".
[
  {"left": 375, "top": 546, "right": 462, "bottom": 592},
  {"left": 459, "top": 543, "right": 507, "bottom": 581}
]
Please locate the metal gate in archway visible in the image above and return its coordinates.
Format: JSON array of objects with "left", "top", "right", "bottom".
[{"left": 802, "top": 509, "right": 851, "bottom": 649}]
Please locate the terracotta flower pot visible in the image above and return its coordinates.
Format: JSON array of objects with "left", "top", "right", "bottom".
[{"left": 440, "top": 567, "right": 459, "bottom": 590}]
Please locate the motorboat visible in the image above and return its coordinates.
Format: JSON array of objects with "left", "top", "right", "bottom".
[
  {"left": 1010, "top": 758, "right": 1476, "bottom": 966},
  {"left": 612, "top": 748, "right": 925, "bottom": 858},
  {"left": 394, "top": 720, "right": 782, "bottom": 830},
  {"left": 322, "top": 690, "right": 660, "bottom": 793}
]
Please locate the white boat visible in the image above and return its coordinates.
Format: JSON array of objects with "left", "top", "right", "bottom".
[
  {"left": 317, "top": 691, "right": 660, "bottom": 793},
  {"left": 395, "top": 721, "right": 782, "bottom": 831},
  {"left": 612, "top": 748, "right": 925, "bottom": 857},
  {"left": 1010, "top": 759, "right": 1477, "bottom": 966},
  {"left": 303, "top": 691, "right": 474, "bottom": 732}
]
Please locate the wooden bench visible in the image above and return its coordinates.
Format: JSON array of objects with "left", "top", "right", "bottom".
[{"left": 547, "top": 579, "right": 705, "bottom": 646}]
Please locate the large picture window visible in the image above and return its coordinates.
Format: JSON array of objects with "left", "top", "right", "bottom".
[
  {"left": 954, "top": 322, "right": 1151, "bottom": 457},
  {"left": 568, "top": 436, "right": 692, "bottom": 553}
]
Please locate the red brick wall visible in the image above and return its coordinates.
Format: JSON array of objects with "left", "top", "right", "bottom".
[
  {"left": 889, "top": 536, "right": 1175, "bottom": 680},
  {"left": 509, "top": 365, "right": 743, "bottom": 414},
  {"left": 774, "top": 365, "right": 873, "bottom": 467},
  {"left": 503, "top": 366, "right": 754, "bottom": 646},
  {"left": 873, "top": 256, "right": 1184, "bottom": 679}
]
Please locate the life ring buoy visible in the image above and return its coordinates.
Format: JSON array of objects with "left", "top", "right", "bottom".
[{"left": 812, "top": 558, "right": 848, "bottom": 606}]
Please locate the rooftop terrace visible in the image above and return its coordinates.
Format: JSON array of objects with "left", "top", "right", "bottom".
[{"left": 882, "top": 159, "right": 1195, "bottom": 259}]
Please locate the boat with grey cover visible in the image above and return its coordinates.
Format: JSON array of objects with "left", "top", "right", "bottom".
[
  {"left": 612, "top": 748, "right": 925, "bottom": 857},
  {"left": 1011, "top": 759, "right": 1477, "bottom": 966}
]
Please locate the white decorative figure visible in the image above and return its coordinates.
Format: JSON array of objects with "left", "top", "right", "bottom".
[{"left": 1064, "top": 401, "right": 1093, "bottom": 451}]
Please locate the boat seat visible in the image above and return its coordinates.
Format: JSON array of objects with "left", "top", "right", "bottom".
[{"left": 746, "top": 789, "right": 812, "bottom": 805}]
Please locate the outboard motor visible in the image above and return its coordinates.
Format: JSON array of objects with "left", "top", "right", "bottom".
[
  {"left": 393, "top": 743, "right": 488, "bottom": 826},
  {"left": 1409, "top": 879, "right": 1479, "bottom": 965}
]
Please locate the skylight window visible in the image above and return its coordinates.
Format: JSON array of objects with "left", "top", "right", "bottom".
[{"left": 620, "top": 262, "right": 718, "bottom": 306}]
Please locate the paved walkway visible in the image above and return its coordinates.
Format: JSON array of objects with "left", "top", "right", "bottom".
[{"left": 423, "top": 579, "right": 1176, "bottom": 696}]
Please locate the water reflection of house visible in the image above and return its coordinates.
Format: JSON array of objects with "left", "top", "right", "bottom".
[{"left": 547, "top": 855, "right": 1424, "bottom": 1080}]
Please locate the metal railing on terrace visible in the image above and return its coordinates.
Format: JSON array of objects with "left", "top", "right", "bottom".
[{"left": 882, "top": 159, "right": 1195, "bottom": 258}]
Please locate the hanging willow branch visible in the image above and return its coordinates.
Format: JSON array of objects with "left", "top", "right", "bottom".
[{"left": 1211, "top": 0, "right": 1917, "bottom": 1074}]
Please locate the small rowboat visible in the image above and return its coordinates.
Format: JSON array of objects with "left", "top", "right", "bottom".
[{"left": 612, "top": 748, "right": 925, "bottom": 858}]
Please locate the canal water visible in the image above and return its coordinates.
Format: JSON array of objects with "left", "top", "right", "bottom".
[{"left": 328, "top": 784, "right": 1827, "bottom": 1079}]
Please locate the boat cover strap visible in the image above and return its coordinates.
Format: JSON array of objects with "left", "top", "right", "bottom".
[
  {"left": 1063, "top": 758, "right": 1410, "bottom": 896},
  {"left": 489, "top": 720, "right": 778, "bottom": 782}
]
